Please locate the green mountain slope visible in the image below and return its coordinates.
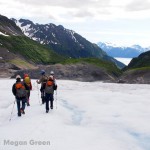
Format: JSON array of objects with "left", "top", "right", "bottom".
[
  {"left": 0, "top": 35, "right": 65, "bottom": 64},
  {"left": 124, "top": 51, "right": 150, "bottom": 70},
  {"left": 118, "top": 51, "right": 150, "bottom": 84},
  {"left": 62, "top": 57, "right": 122, "bottom": 77}
]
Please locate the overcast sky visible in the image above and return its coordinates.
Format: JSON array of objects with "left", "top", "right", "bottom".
[{"left": 1, "top": 0, "right": 150, "bottom": 47}]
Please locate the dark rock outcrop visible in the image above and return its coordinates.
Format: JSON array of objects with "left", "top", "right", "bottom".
[
  {"left": 11, "top": 63, "right": 117, "bottom": 82},
  {"left": 118, "top": 69, "right": 150, "bottom": 84}
]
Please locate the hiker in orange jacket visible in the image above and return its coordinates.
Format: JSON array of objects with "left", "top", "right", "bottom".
[
  {"left": 12, "top": 75, "right": 29, "bottom": 116},
  {"left": 45, "top": 75, "right": 55, "bottom": 113}
]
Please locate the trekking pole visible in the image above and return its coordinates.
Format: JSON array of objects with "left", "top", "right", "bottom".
[
  {"left": 36, "top": 82, "right": 41, "bottom": 104},
  {"left": 9, "top": 100, "right": 16, "bottom": 122},
  {"left": 55, "top": 90, "right": 57, "bottom": 109}
]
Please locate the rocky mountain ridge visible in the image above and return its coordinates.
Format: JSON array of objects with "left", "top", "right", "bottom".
[{"left": 97, "top": 42, "right": 149, "bottom": 58}]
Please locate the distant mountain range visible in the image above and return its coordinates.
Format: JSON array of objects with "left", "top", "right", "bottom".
[{"left": 97, "top": 42, "right": 150, "bottom": 58}]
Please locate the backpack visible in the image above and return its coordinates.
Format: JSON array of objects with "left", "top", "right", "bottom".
[
  {"left": 15, "top": 82, "right": 27, "bottom": 98},
  {"left": 45, "top": 81, "right": 54, "bottom": 94},
  {"left": 24, "top": 76, "right": 30, "bottom": 86},
  {"left": 50, "top": 76, "right": 57, "bottom": 90}
]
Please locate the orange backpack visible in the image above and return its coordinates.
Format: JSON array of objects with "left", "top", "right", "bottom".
[
  {"left": 45, "top": 80, "right": 54, "bottom": 94},
  {"left": 47, "top": 81, "right": 53, "bottom": 86},
  {"left": 15, "top": 82, "right": 26, "bottom": 98}
]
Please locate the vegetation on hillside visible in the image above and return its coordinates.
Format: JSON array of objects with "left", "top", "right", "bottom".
[
  {"left": 0, "top": 34, "right": 122, "bottom": 77},
  {"left": 123, "top": 51, "right": 150, "bottom": 71},
  {"left": 62, "top": 57, "right": 122, "bottom": 77},
  {"left": 0, "top": 35, "right": 66, "bottom": 64}
]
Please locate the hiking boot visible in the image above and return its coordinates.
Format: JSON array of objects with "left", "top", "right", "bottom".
[
  {"left": 27, "top": 102, "right": 30, "bottom": 106},
  {"left": 46, "top": 110, "right": 49, "bottom": 113},
  {"left": 18, "top": 112, "right": 21, "bottom": 117},
  {"left": 42, "top": 97, "right": 45, "bottom": 104},
  {"left": 20, "top": 109, "right": 25, "bottom": 114}
]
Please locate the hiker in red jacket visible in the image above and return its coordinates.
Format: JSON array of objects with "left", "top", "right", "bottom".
[{"left": 23, "top": 74, "right": 32, "bottom": 106}]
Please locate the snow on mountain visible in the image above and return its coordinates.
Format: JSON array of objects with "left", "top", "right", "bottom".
[
  {"left": 98, "top": 42, "right": 121, "bottom": 48},
  {"left": 0, "top": 79, "right": 150, "bottom": 150},
  {"left": 131, "top": 45, "right": 147, "bottom": 52},
  {"left": 14, "top": 19, "right": 79, "bottom": 45},
  {"left": 0, "top": 31, "right": 9, "bottom": 36},
  {"left": 97, "top": 42, "right": 149, "bottom": 58}
]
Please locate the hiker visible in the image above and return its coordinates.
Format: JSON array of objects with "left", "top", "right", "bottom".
[
  {"left": 45, "top": 75, "right": 56, "bottom": 113},
  {"left": 12, "top": 75, "right": 29, "bottom": 117},
  {"left": 36, "top": 70, "right": 48, "bottom": 104},
  {"left": 50, "top": 71, "right": 57, "bottom": 90},
  {"left": 23, "top": 73, "right": 32, "bottom": 106}
]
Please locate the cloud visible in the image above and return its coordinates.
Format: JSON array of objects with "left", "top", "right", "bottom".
[
  {"left": 12, "top": 0, "right": 113, "bottom": 19},
  {"left": 69, "top": 10, "right": 94, "bottom": 18},
  {"left": 126, "top": 0, "right": 150, "bottom": 11},
  {"left": 2, "top": 0, "right": 150, "bottom": 23},
  {"left": 14, "top": 0, "right": 111, "bottom": 8},
  {"left": 0, "top": 0, "right": 150, "bottom": 46},
  {"left": 0, "top": 0, "right": 150, "bottom": 26}
]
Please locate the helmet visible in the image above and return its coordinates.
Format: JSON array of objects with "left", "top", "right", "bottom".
[
  {"left": 40, "top": 70, "right": 45, "bottom": 75},
  {"left": 50, "top": 71, "right": 54, "bottom": 75},
  {"left": 16, "top": 75, "right": 21, "bottom": 79}
]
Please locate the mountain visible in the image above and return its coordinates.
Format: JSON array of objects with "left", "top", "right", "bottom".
[
  {"left": 97, "top": 41, "right": 150, "bottom": 83},
  {"left": 0, "top": 14, "right": 65, "bottom": 77},
  {"left": 13, "top": 18, "right": 106, "bottom": 58},
  {"left": 0, "top": 14, "right": 122, "bottom": 81},
  {"left": 124, "top": 51, "right": 150, "bottom": 70},
  {"left": 0, "top": 15, "right": 23, "bottom": 36},
  {"left": 118, "top": 51, "right": 150, "bottom": 84},
  {"left": 12, "top": 18, "right": 125, "bottom": 69},
  {"left": 97, "top": 42, "right": 149, "bottom": 58}
]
